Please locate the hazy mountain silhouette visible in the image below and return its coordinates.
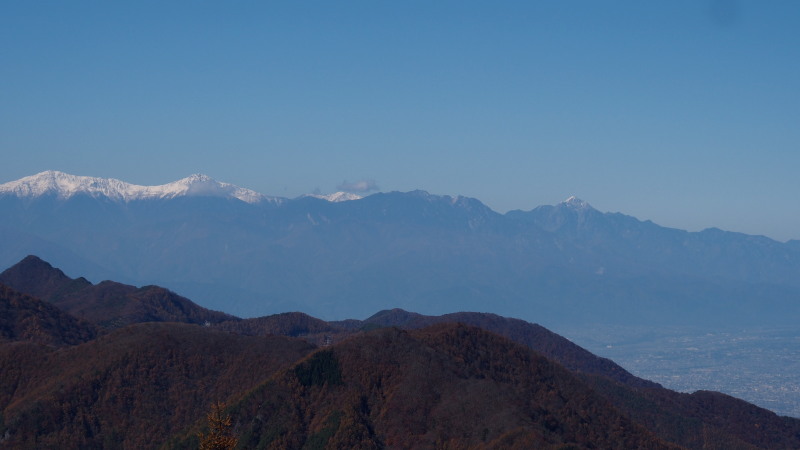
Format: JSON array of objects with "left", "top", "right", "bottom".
[{"left": 2, "top": 173, "right": 799, "bottom": 326}]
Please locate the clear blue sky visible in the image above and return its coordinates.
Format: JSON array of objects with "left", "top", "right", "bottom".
[{"left": 2, "top": 1, "right": 799, "bottom": 241}]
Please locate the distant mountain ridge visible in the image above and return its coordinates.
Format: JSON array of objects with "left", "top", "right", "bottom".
[
  {"left": 0, "top": 170, "right": 278, "bottom": 203},
  {"left": 1, "top": 171, "right": 799, "bottom": 326},
  {"left": 0, "top": 170, "right": 363, "bottom": 204}
]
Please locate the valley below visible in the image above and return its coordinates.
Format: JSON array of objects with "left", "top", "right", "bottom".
[{"left": 561, "top": 324, "right": 800, "bottom": 418}]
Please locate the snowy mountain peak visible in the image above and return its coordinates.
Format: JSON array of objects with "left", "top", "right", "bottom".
[
  {"left": 181, "top": 173, "right": 214, "bottom": 183},
  {"left": 161, "top": 173, "right": 271, "bottom": 203},
  {"left": 561, "top": 196, "right": 592, "bottom": 210},
  {"left": 0, "top": 171, "right": 279, "bottom": 204},
  {"left": 304, "top": 192, "right": 363, "bottom": 202},
  {"left": 0, "top": 170, "right": 119, "bottom": 199}
]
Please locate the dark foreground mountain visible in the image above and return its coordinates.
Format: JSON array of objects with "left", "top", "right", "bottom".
[
  {"left": 2, "top": 257, "right": 799, "bottom": 449},
  {"left": 2, "top": 171, "right": 800, "bottom": 327},
  {"left": 306, "top": 310, "right": 800, "bottom": 448},
  {"left": 0, "top": 255, "right": 658, "bottom": 390},
  {"left": 0, "top": 283, "right": 96, "bottom": 346},
  {"left": 349, "top": 308, "right": 661, "bottom": 389},
  {"left": 175, "top": 324, "right": 678, "bottom": 449},
  {"left": 166, "top": 324, "right": 800, "bottom": 450},
  {"left": 0, "top": 322, "right": 315, "bottom": 448},
  {"left": 0, "top": 255, "right": 234, "bottom": 329}
]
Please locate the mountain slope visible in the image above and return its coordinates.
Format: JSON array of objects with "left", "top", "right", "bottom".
[
  {"left": 218, "top": 309, "right": 800, "bottom": 448},
  {"left": 0, "top": 322, "right": 315, "bottom": 449},
  {"left": 0, "top": 255, "right": 92, "bottom": 303},
  {"left": 218, "top": 324, "right": 800, "bottom": 449},
  {"left": 0, "top": 283, "right": 96, "bottom": 346},
  {"left": 2, "top": 318, "right": 797, "bottom": 449},
  {"left": 586, "top": 373, "right": 800, "bottom": 449},
  {"left": 208, "top": 307, "right": 659, "bottom": 390},
  {"left": 0, "top": 256, "right": 236, "bottom": 329},
  {"left": 178, "top": 324, "right": 677, "bottom": 449},
  {"left": 2, "top": 254, "right": 799, "bottom": 448},
  {"left": 355, "top": 308, "right": 660, "bottom": 389}
]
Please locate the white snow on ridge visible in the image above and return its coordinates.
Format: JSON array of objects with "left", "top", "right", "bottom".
[
  {"left": 0, "top": 171, "right": 281, "bottom": 204},
  {"left": 303, "top": 192, "right": 363, "bottom": 202},
  {"left": 561, "top": 196, "right": 592, "bottom": 210}
]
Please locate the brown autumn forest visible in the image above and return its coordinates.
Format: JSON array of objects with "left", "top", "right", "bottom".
[{"left": 1, "top": 256, "right": 799, "bottom": 449}]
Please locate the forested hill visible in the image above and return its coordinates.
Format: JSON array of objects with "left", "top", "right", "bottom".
[{"left": 1, "top": 256, "right": 799, "bottom": 448}]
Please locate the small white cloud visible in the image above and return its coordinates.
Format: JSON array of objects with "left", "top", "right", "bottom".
[{"left": 337, "top": 179, "right": 379, "bottom": 193}]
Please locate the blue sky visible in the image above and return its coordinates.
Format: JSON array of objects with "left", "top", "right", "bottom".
[{"left": 2, "top": 1, "right": 799, "bottom": 241}]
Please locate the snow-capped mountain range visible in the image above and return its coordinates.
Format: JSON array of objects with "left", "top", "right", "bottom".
[
  {"left": 1, "top": 169, "right": 800, "bottom": 328},
  {"left": 0, "top": 171, "right": 361, "bottom": 204},
  {"left": 303, "top": 191, "right": 364, "bottom": 202}
]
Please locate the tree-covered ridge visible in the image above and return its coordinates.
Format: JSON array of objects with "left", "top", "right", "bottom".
[
  {"left": 0, "top": 283, "right": 96, "bottom": 346},
  {"left": 0, "top": 322, "right": 314, "bottom": 449},
  {"left": 1, "top": 256, "right": 799, "bottom": 449},
  {"left": 0, "top": 255, "right": 235, "bottom": 330},
  {"left": 204, "top": 324, "right": 675, "bottom": 449}
]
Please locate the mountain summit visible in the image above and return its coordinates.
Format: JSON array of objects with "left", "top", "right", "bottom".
[
  {"left": 0, "top": 171, "right": 278, "bottom": 204},
  {"left": 561, "top": 195, "right": 592, "bottom": 210}
]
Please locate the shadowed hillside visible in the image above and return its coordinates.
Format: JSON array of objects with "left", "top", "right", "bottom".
[
  {"left": 0, "top": 255, "right": 92, "bottom": 303},
  {"left": 0, "top": 283, "right": 96, "bottom": 346},
  {"left": 216, "top": 312, "right": 338, "bottom": 340},
  {"left": 171, "top": 324, "right": 677, "bottom": 449},
  {"left": 355, "top": 309, "right": 660, "bottom": 389},
  {"left": 0, "top": 255, "right": 236, "bottom": 329},
  {"left": 0, "top": 322, "right": 315, "bottom": 449},
  {"left": 586, "top": 374, "right": 800, "bottom": 449}
]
